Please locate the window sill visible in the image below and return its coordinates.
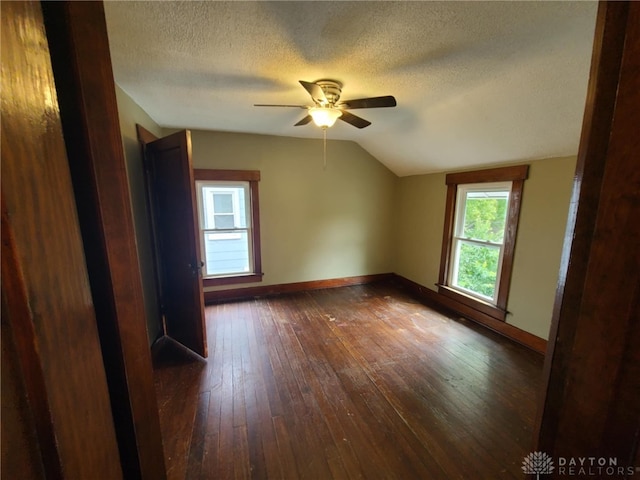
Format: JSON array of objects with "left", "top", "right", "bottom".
[
  {"left": 437, "top": 284, "right": 507, "bottom": 321},
  {"left": 203, "top": 273, "right": 263, "bottom": 287}
]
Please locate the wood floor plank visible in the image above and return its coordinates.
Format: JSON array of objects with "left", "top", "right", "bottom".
[
  {"left": 153, "top": 281, "right": 543, "bottom": 479},
  {"left": 186, "top": 391, "right": 210, "bottom": 480},
  {"left": 283, "top": 297, "right": 386, "bottom": 478},
  {"left": 271, "top": 415, "right": 300, "bottom": 479},
  {"left": 293, "top": 292, "right": 441, "bottom": 479},
  {"left": 302, "top": 293, "right": 451, "bottom": 478},
  {"left": 213, "top": 305, "right": 235, "bottom": 480},
  {"left": 240, "top": 303, "right": 269, "bottom": 479},
  {"left": 311, "top": 284, "right": 536, "bottom": 477},
  {"left": 310, "top": 289, "right": 477, "bottom": 478},
  {"left": 233, "top": 425, "right": 251, "bottom": 479},
  {"left": 266, "top": 297, "right": 341, "bottom": 479},
  {"left": 152, "top": 338, "right": 207, "bottom": 480}
]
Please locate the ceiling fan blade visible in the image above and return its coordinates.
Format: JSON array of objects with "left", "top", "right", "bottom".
[
  {"left": 294, "top": 115, "right": 313, "bottom": 126},
  {"left": 339, "top": 95, "right": 397, "bottom": 109},
  {"left": 299, "top": 80, "right": 328, "bottom": 104},
  {"left": 339, "top": 111, "right": 371, "bottom": 129},
  {"left": 254, "top": 104, "right": 308, "bottom": 108}
]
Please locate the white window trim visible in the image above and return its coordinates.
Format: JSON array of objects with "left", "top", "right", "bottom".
[
  {"left": 448, "top": 181, "right": 512, "bottom": 305},
  {"left": 207, "top": 232, "right": 242, "bottom": 241},
  {"left": 196, "top": 180, "right": 253, "bottom": 278}
]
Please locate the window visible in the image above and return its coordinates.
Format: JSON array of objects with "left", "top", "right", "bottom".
[
  {"left": 438, "top": 165, "right": 528, "bottom": 321},
  {"left": 449, "top": 183, "right": 510, "bottom": 303},
  {"left": 198, "top": 183, "right": 248, "bottom": 274},
  {"left": 194, "top": 169, "right": 262, "bottom": 286}
]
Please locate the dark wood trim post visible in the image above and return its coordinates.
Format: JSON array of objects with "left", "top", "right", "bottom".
[
  {"left": 41, "top": 2, "right": 166, "bottom": 478},
  {"left": 2, "top": 1, "right": 123, "bottom": 477},
  {"left": 535, "top": 0, "right": 640, "bottom": 465}
]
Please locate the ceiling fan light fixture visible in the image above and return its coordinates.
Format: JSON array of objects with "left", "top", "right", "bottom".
[{"left": 309, "top": 107, "right": 342, "bottom": 128}]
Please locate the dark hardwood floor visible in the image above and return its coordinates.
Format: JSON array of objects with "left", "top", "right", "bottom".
[{"left": 153, "top": 282, "right": 543, "bottom": 479}]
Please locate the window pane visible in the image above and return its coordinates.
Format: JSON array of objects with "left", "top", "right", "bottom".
[
  {"left": 214, "top": 214, "right": 234, "bottom": 229},
  {"left": 201, "top": 185, "right": 249, "bottom": 229},
  {"left": 213, "top": 193, "right": 233, "bottom": 213},
  {"left": 454, "top": 241, "right": 500, "bottom": 299},
  {"left": 203, "top": 230, "right": 250, "bottom": 276},
  {"left": 462, "top": 191, "right": 509, "bottom": 243}
]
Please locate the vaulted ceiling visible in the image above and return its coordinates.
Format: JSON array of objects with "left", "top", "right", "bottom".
[{"left": 104, "top": 1, "right": 598, "bottom": 176}]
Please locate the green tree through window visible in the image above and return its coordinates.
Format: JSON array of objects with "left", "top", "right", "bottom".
[{"left": 463, "top": 196, "right": 507, "bottom": 242}]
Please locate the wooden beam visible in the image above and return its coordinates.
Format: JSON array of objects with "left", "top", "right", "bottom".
[
  {"left": 1, "top": 1, "right": 122, "bottom": 476},
  {"left": 41, "top": 2, "right": 166, "bottom": 478},
  {"left": 535, "top": 0, "right": 640, "bottom": 463}
]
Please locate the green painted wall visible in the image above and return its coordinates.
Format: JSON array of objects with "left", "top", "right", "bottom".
[
  {"left": 394, "top": 156, "right": 576, "bottom": 339},
  {"left": 394, "top": 172, "right": 448, "bottom": 291},
  {"left": 188, "top": 130, "right": 397, "bottom": 291},
  {"left": 507, "top": 156, "right": 576, "bottom": 337},
  {"left": 114, "top": 85, "right": 163, "bottom": 345}
]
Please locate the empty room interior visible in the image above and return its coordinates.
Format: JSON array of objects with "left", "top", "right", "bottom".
[{"left": 2, "top": 1, "right": 638, "bottom": 479}]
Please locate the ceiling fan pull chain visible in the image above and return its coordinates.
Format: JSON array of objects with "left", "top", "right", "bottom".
[{"left": 323, "top": 127, "right": 327, "bottom": 170}]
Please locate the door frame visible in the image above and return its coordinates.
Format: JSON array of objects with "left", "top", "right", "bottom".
[
  {"left": 136, "top": 124, "right": 166, "bottom": 337},
  {"left": 41, "top": 2, "right": 167, "bottom": 478},
  {"left": 535, "top": 0, "right": 640, "bottom": 462}
]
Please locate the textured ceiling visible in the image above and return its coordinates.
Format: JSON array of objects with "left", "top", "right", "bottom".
[{"left": 104, "top": 1, "right": 598, "bottom": 176}]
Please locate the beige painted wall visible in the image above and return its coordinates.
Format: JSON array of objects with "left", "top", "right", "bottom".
[
  {"left": 394, "top": 156, "right": 576, "bottom": 339},
  {"left": 188, "top": 130, "right": 397, "bottom": 291},
  {"left": 115, "top": 85, "right": 164, "bottom": 345}
]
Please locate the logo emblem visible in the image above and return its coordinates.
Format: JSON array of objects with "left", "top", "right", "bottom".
[{"left": 522, "top": 451, "right": 555, "bottom": 479}]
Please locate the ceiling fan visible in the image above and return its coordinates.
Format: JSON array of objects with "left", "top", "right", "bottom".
[{"left": 254, "top": 79, "right": 397, "bottom": 129}]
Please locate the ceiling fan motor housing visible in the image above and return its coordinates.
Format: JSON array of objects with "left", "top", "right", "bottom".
[{"left": 315, "top": 79, "right": 343, "bottom": 106}]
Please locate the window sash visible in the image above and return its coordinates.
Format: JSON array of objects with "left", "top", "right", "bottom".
[
  {"left": 453, "top": 182, "right": 510, "bottom": 240},
  {"left": 204, "top": 227, "right": 247, "bottom": 241},
  {"left": 201, "top": 228, "right": 253, "bottom": 277},
  {"left": 450, "top": 238, "right": 505, "bottom": 304},
  {"left": 202, "top": 186, "right": 245, "bottom": 230}
]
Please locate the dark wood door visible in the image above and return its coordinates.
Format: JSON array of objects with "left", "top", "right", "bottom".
[{"left": 145, "top": 130, "right": 207, "bottom": 357}]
